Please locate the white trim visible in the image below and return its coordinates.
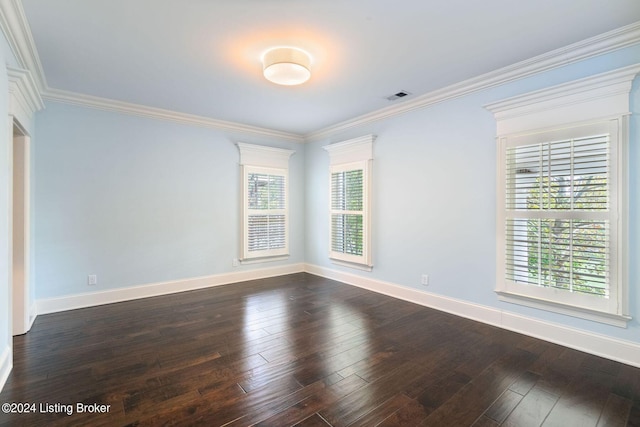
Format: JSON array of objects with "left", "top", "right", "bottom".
[
  {"left": 0, "top": 0, "right": 47, "bottom": 91},
  {"left": 304, "top": 22, "right": 640, "bottom": 141},
  {"left": 303, "top": 263, "right": 640, "bottom": 368},
  {"left": 7, "top": 67, "right": 44, "bottom": 130},
  {"left": 325, "top": 137, "right": 374, "bottom": 269},
  {"left": 28, "top": 301, "right": 36, "bottom": 329},
  {"left": 495, "top": 119, "right": 629, "bottom": 324},
  {"left": 484, "top": 64, "right": 640, "bottom": 117},
  {"left": 489, "top": 66, "right": 633, "bottom": 326},
  {"left": 323, "top": 135, "right": 374, "bottom": 164},
  {"left": 485, "top": 64, "right": 640, "bottom": 135},
  {"left": 43, "top": 88, "right": 304, "bottom": 142},
  {"left": 1, "top": 0, "right": 637, "bottom": 144},
  {"left": 11, "top": 131, "right": 32, "bottom": 336},
  {"left": 236, "top": 145, "right": 294, "bottom": 261},
  {"left": 497, "top": 292, "right": 631, "bottom": 328},
  {"left": 500, "top": 311, "right": 640, "bottom": 367},
  {"left": 236, "top": 143, "right": 295, "bottom": 168},
  {"left": 17, "top": 264, "right": 640, "bottom": 370},
  {"left": 0, "top": 1, "right": 301, "bottom": 141},
  {"left": 618, "top": 115, "right": 630, "bottom": 319},
  {"left": 239, "top": 255, "right": 289, "bottom": 265},
  {"left": 330, "top": 259, "right": 373, "bottom": 272},
  {"left": 0, "top": 344, "right": 11, "bottom": 393},
  {"left": 241, "top": 166, "right": 289, "bottom": 260},
  {"left": 37, "top": 263, "right": 305, "bottom": 315}
]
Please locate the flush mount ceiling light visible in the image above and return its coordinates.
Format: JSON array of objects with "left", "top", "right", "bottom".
[{"left": 262, "top": 47, "right": 311, "bottom": 86}]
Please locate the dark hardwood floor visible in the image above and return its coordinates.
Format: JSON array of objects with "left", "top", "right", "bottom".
[{"left": 1, "top": 273, "right": 639, "bottom": 426}]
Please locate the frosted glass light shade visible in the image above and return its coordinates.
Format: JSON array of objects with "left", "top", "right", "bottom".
[{"left": 263, "top": 47, "right": 311, "bottom": 86}]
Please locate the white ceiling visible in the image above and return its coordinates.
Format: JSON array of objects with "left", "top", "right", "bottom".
[{"left": 20, "top": 0, "right": 640, "bottom": 136}]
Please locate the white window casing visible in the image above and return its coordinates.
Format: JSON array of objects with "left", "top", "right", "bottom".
[
  {"left": 237, "top": 143, "right": 294, "bottom": 261},
  {"left": 486, "top": 64, "right": 640, "bottom": 327},
  {"left": 324, "top": 135, "right": 374, "bottom": 270}
]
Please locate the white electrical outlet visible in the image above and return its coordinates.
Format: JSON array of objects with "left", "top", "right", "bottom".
[
  {"left": 421, "top": 274, "right": 429, "bottom": 286},
  {"left": 232, "top": 259, "right": 239, "bottom": 267},
  {"left": 88, "top": 274, "right": 98, "bottom": 285}
]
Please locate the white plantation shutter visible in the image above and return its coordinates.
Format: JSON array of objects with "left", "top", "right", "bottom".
[
  {"left": 247, "top": 173, "right": 286, "bottom": 253},
  {"left": 237, "top": 143, "right": 293, "bottom": 260},
  {"left": 487, "top": 65, "right": 636, "bottom": 326},
  {"left": 331, "top": 169, "right": 364, "bottom": 256},
  {"left": 497, "top": 118, "right": 628, "bottom": 324},
  {"left": 324, "top": 135, "right": 374, "bottom": 269},
  {"left": 504, "top": 128, "right": 611, "bottom": 298}
]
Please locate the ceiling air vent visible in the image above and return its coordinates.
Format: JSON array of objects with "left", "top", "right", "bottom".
[{"left": 386, "top": 90, "right": 411, "bottom": 101}]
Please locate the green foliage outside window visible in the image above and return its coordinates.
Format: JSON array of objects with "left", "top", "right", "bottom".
[
  {"left": 248, "top": 174, "right": 285, "bottom": 210},
  {"left": 331, "top": 169, "right": 364, "bottom": 256},
  {"left": 525, "top": 175, "right": 608, "bottom": 296}
]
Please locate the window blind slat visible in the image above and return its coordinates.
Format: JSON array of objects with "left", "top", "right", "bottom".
[
  {"left": 246, "top": 171, "right": 287, "bottom": 254},
  {"left": 331, "top": 168, "right": 365, "bottom": 257},
  {"left": 331, "top": 214, "right": 363, "bottom": 255},
  {"left": 504, "top": 126, "right": 611, "bottom": 299}
]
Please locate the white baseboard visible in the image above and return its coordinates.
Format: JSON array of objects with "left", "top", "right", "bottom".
[
  {"left": 28, "top": 262, "right": 640, "bottom": 368},
  {"left": 37, "top": 263, "right": 305, "bottom": 315},
  {"left": 0, "top": 344, "right": 12, "bottom": 394},
  {"left": 304, "top": 263, "right": 640, "bottom": 368},
  {"left": 28, "top": 302, "right": 37, "bottom": 330}
]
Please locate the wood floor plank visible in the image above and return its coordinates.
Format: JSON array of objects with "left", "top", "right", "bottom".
[
  {"left": 472, "top": 415, "right": 501, "bottom": 427},
  {"left": 508, "top": 370, "right": 541, "bottom": 396},
  {"left": 422, "top": 366, "right": 472, "bottom": 400},
  {"left": 221, "top": 380, "right": 329, "bottom": 427},
  {"left": 1, "top": 273, "right": 638, "bottom": 427},
  {"left": 502, "top": 385, "right": 559, "bottom": 427},
  {"left": 376, "top": 398, "right": 430, "bottom": 427},
  {"left": 419, "top": 348, "right": 537, "bottom": 426},
  {"left": 253, "top": 374, "right": 367, "bottom": 427},
  {"left": 613, "top": 364, "right": 640, "bottom": 402},
  {"left": 318, "top": 360, "right": 432, "bottom": 427},
  {"left": 541, "top": 369, "right": 615, "bottom": 427},
  {"left": 627, "top": 400, "right": 640, "bottom": 427},
  {"left": 293, "top": 413, "right": 332, "bottom": 426},
  {"left": 484, "top": 389, "right": 524, "bottom": 423},
  {"left": 347, "top": 393, "right": 413, "bottom": 427},
  {"left": 596, "top": 393, "right": 632, "bottom": 427}
]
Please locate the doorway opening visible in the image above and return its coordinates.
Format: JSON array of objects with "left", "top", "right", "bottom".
[{"left": 12, "top": 121, "right": 32, "bottom": 336}]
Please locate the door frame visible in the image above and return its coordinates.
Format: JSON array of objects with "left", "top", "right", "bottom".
[{"left": 10, "top": 119, "right": 32, "bottom": 335}]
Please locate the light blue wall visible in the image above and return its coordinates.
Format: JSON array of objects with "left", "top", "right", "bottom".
[
  {"left": 29, "top": 42, "right": 640, "bottom": 346},
  {"left": 305, "top": 44, "right": 640, "bottom": 344},
  {"left": 33, "top": 103, "right": 305, "bottom": 299}
]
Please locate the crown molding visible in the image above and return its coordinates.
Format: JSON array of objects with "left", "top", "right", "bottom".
[
  {"left": 0, "top": 0, "right": 304, "bottom": 142},
  {"left": 485, "top": 63, "right": 640, "bottom": 117},
  {"left": 304, "top": 21, "right": 640, "bottom": 141},
  {"left": 8, "top": 66, "right": 43, "bottom": 110},
  {"left": 42, "top": 88, "right": 305, "bottom": 142},
  {"left": 7, "top": 66, "right": 44, "bottom": 127},
  {"left": 1, "top": 0, "right": 638, "bottom": 144},
  {"left": 0, "top": 0, "right": 47, "bottom": 92},
  {"left": 485, "top": 63, "right": 640, "bottom": 135}
]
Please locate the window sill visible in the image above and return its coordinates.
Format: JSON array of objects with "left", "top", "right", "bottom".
[
  {"left": 330, "top": 258, "right": 373, "bottom": 272},
  {"left": 240, "top": 255, "right": 289, "bottom": 265},
  {"left": 496, "top": 291, "right": 631, "bottom": 328}
]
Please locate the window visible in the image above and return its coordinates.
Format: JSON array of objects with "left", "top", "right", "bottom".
[
  {"left": 502, "top": 121, "right": 620, "bottom": 314},
  {"left": 487, "top": 65, "right": 638, "bottom": 327},
  {"left": 324, "top": 135, "right": 374, "bottom": 269},
  {"left": 237, "top": 143, "right": 294, "bottom": 261}
]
